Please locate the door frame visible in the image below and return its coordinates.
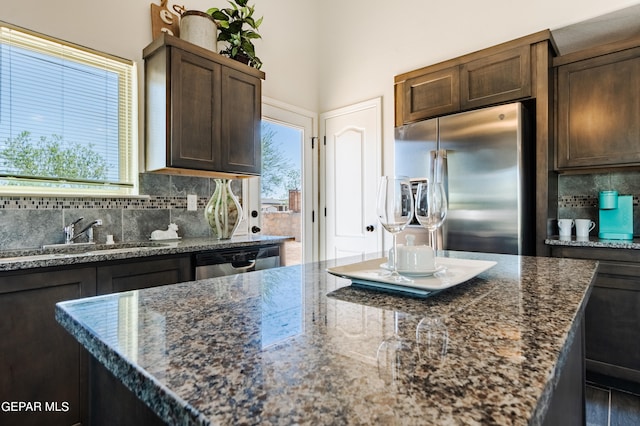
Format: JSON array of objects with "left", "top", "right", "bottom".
[{"left": 245, "top": 97, "right": 319, "bottom": 262}]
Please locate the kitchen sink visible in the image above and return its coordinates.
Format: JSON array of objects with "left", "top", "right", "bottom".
[
  {"left": 0, "top": 252, "right": 75, "bottom": 262},
  {"left": 41, "top": 241, "right": 169, "bottom": 254},
  {"left": 0, "top": 242, "right": 169, "bottom": 262},
  {"left": 83, "top": 247, "right": 158, "bottom": 256}
]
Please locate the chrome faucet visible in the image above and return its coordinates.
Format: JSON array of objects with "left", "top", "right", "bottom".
[
  {"left": 64, "top": 217, "right": 84, "bottom": 244},
  {"left": 71, "top": 219, "right": 103, "bottom": 243},
  {"left": 64, "top": 217, "right": 103, "bottom": 244}
]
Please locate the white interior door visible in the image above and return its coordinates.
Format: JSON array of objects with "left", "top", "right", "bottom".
[{"left": 321, "top": 97, "right": 382, "bottom": 261}]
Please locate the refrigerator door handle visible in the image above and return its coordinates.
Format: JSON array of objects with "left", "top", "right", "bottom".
[{"left": 429, "top": 149, "right": 448, "bottom": 188}]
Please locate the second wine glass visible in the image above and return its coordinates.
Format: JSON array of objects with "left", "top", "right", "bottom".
[
  {"left": 376, "top": 176, "right": 414, "bottom": 280},
  {"left": 415, "top": 180, "right": 448, "bottom": 255}
]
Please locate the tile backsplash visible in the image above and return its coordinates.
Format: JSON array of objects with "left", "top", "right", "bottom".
[
  {"left": 557, "top": 170, "right": 640, "bottom": 237},
  {"left": 0, "top": 173, "right": 243, "bottom": 250}
]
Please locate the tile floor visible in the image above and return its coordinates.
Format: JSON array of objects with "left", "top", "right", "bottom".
[{"left": 586, "top": 382, "right": 640, "bottom": 426}]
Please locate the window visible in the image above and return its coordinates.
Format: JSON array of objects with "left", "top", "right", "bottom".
[{"left": 0, "top": 22, "right": 137, "bottom": 195}]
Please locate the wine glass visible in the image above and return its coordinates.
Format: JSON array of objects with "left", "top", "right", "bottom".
[
  {"left": 415, "top": 180, "right": 447, "bottom": 256},
  {"left": 415, "top": 316, "right": 448, "bottom": 362},
  {"left": 377, "top": 312, "right": 414, "bottom": 390},
  {"left": 376, "top": 176, "right": 414, "bottom": 281}
]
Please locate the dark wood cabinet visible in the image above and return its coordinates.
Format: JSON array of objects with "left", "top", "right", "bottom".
[
  {"left": 400, "top": 66, "right": 460, "bottom": 124},
  {"left": 0, "top": 267, "right": 96, "bottom": 426},
  {"left": 550, "top": 245, "right": 640, "bottom": 387},
  {"left": 394, "top": 34, "right": 541, "bottom": 126},
  {"left": 144, "top": 34, "right": 264, "bottom": 177},
  {"left": 168, "top": 47, "right": 222, "bottom": 171},
  {"left": 460, "top": 44, "right": 531, "bottom": 110},
  {"left": 585, "top": 262, "right": 640, "bottom": 384},
  {"left": 96, "top": 255, "right": 192, "bottom": 295},
  {"left": 220, "top": 66, "right": 262, "bottom": 175},
  {"left": 555, "top": 37, "right": 640, "bottom": 170}
]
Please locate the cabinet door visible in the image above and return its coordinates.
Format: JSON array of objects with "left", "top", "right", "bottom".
[
  {"left": 0, "top": 267, "right": 96, "bottom": 426},
  {"left": 461, "top": 44, "right": 531, "bottom": 110},
  {"left": 97, "top": 255, "right": 192, "bottom": 295},
  {"left": 401, "top": 66, "right": 460, "bottom": 123},
  {"left": 585, "top": 263, "right": 640, "bottom": 383},
  {"left": 556, "top": 47, "right": 640, "bottom": 169},
  {"left": 169, "top": 47, "right": 222, "bottom": 170},
  {"left": 220, "top": 66, "right": 262, "bottom": 174}
]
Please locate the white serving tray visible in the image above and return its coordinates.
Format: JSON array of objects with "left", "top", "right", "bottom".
[{"left": 327, "top": 257, "right": 497, "bottom": 297}]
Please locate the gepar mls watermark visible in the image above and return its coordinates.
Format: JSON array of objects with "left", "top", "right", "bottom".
[{"left": 1, "top": 401, "right": 70, "bottom": 412}]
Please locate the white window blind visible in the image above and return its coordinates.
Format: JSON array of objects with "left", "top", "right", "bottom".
[{"left": 0, "top": 23, "right": 137, "bottom": 195}]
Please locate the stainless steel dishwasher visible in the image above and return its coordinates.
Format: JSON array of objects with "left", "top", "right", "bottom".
[{"left": 194, "top": 244, "right": 281, "bottom": 279}]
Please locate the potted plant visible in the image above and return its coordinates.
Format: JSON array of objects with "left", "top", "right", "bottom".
[{"left": 207, "top": 0, "right": 263, "bottom": 69}]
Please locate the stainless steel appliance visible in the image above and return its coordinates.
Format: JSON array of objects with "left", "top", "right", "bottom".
[
  {"left": 395, "top": 102, "right": 535, "bottom": 255},
  {"left": 194, "top": 244, "right": 281, "bottom": 279}
]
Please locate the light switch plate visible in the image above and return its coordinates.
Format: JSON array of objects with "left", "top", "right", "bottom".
[{"left": 187, "top": 194, "right": 197, "bottom": 211}]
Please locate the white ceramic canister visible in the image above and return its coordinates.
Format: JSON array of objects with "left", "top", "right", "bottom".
[{"left": 179, "top": 11, "right": 217, "bottom": 52}]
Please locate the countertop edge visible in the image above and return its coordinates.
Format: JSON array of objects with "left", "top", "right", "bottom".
[
  {"left": 0, "top": 236, "right": 293, "bottom": 272},
  {"left": 545, "top": 237, "right": 640, "bottom": 249}
]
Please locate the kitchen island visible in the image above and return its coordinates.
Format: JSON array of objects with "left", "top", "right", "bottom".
[{"left": 56, "top": 251, "right": 597, "bottom": 425}]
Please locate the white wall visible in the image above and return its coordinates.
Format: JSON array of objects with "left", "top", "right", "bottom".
[{"left": 3, "top": 0, "right": 640, "bottom": 175}]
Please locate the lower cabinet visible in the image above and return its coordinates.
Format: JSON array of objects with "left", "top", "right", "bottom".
[
  {"left": 97, "top": 254, "right": 193, "bottom": 295},
  {"left": 584, "top": 261, "right": 640, "bottom": 384},
  {"left": 0, "top": 267, "right": 96, "bottom": 426},
  {"left": 0, "top": 254, "right": 193, "bottom": 426},
  {"left": 550, "top": 246, "right": 640, "bottom": 387}
]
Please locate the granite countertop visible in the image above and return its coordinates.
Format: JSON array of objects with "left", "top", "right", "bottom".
[
  {"left": 0, "top": 236, "right": 292, "bottom": 272},
  {"left": 56, "top": 251, "right": 598, "bottom": 425},
  {"left": 545, "top": 236, "right": 640, "bottom": 249}
]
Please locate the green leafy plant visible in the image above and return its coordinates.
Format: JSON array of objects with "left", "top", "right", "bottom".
[
  {"left": 0, "top": 131, "right": 108, "bottom": 181},
  {"left": 207, "top": 0, "right": 263, "bottom": 69}
]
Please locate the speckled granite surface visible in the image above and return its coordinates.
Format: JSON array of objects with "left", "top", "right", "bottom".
[
  {"left": 545, "top": 236, "right": 640, "bottom": 250},
  {"left": 0, "top": 236, "right": 291, "bottom": 271},
  {"left": 56, "top": 251, "right": 597, "bottom": 426}
]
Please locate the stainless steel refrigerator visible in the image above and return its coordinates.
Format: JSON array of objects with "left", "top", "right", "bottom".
[{"left": 395, "top": 102, "right": 535, "bottom": 255}]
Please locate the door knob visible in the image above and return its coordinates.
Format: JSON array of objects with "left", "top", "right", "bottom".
[
  {"left": 366, "top": 225, "right": 375, "bottom": 232},
  {"left": 251, "top": 226, "right": 261, "bottom": 234}
]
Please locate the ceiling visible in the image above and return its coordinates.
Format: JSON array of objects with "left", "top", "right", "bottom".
[{"left": 552, "top": 3, "right": 640, "bottom": 55}]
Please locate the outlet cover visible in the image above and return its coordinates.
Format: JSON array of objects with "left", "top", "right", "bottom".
[{"left": 187, "top": 194, "right": 197, "bottom": 211}]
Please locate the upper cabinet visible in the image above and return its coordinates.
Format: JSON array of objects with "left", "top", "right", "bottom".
[
  {"left": 554, "top": 37, "right": 640, "bottom": 170},
  {"left": 144, "top": 34, "right": 264, "bottom": 177},
  {"left": 399, "top": 66, "right": 461, "bottom": 122},
  {"left": 460, "top": 44, "right": 531, "bottom": 110},
  {"left": 394, "top": 31, "right": 552, "bottom": 126}
]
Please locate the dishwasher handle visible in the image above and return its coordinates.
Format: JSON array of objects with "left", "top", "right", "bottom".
[{"left": 231, "top": 259, "right": 256, "bottom": 270}]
